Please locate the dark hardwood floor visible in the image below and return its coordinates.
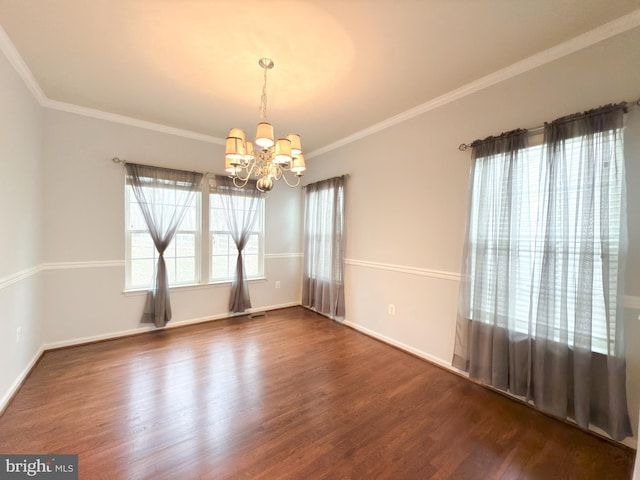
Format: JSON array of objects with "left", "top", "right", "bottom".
[{"left": 0, "top": 307, "right": 634, "bottom": 479}]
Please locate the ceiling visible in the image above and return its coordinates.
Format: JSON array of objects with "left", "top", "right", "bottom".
[{"left": 1, "top": 0, "right": 639, "bottom": 155}]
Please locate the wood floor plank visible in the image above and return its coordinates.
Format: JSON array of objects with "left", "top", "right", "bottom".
[{"left": 0, "top": 307, "right": 634, "bottom": 479}]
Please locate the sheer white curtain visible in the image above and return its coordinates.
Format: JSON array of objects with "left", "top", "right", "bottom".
[
  {"left": 213, "top": 176, "right": 263, "bottom": 313},
  {"left": 454, "top": 104, "right": 631, "bottom": 440},
  {"left": 453, "top": 129, "right": 531, "bottom": 389},
  {"left": 125, "top": 164, "right": 203, "bottom": 327},
  {"left": 302, "top": 176, "right": 346, "bottom": 319}
]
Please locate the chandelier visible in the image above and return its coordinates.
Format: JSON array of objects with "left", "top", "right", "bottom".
[{"left": 224, "top": 58, "right": 306, "bottom": 192}]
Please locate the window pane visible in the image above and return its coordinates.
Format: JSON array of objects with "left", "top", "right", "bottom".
[
  {"left": 181, "top": 206, "right": 197, "bottom": 230},
  {"left": 211, "top": 208, "right": 227, "bottom": 229},
  {"left": 245, "top": 235, "right": 258, "bottom": 255},
  {"left": 175, "top": 233, "right": 195, "bottom": 257},
  {"left": 244, "top": 254, "right": 258, "bottom": 277},
  {"left": 131, "top": 232, "right": 155, "bottom": 259},
  {"left": 131, "top": 259, "right": 154, "bottom": 287},
  {"left": 211, "top": 194, "right": 223, "bottom": 209},
  {"left": 211, "top": 255, "right": 229, "bottom": 280},
  {"left": 129, "top": 203, "right": 147, "bottom": 230},
  {"left": 164, "top": 239, "right": 176, "bottom": 258},
  {"left": 212, "top": 234, "right": 232, "bottom": 255},
  {"left": 176, "top": 257, "right": 195, "bottom": 283}
]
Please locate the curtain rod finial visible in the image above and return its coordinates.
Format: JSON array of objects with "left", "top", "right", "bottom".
[{"left": 112, "top": 157, "right": 125, "bottom": 164}]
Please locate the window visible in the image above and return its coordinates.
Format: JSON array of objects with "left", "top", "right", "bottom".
[
  {"left": 209, "top": 190, "right": 264, "bottom": 282},
  {"left": 302, "top": 176, "right": 346, "bottom": 318},
  {"left": 455, "top": 106, "right": 629, "bottom": 441},
  {"left": 303, "top": 179, "right": 345, "bottom": 283},
  {"left": 125, "top": 178, "right": 265, "bottom": 290},
  {"left": 125, "top": 183, "right": 201, "bottom": 289},
  {"left": 467, "top": 134, "right": 623, "bottom": 354}
]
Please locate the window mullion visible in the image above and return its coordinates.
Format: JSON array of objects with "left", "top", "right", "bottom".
[{"left": 197, "top": 188, "right": 207, "bottom": 283}]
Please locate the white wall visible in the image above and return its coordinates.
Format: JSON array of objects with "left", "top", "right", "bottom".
[
  {"left": 40, "top": 109, "right": 303, "bottom": 347},
  {"left": 307, "top": 26, "right": 640, "bottom": 447},
  {"left": 0, "top": 41, "right": 44, "bottom": 409}
]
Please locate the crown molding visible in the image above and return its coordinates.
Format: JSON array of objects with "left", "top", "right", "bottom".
[
  {"left": 0, "top": 24, "right": 46, "bottom": 103},
  {"left": 41, "top": 98, "right": 226, "bottom": 145},
  {"left": 0, "top": 24, "right": 225, "bottom": 145},
  {"left": 306, "top": 9, "right": 640, "bottom": 159}
]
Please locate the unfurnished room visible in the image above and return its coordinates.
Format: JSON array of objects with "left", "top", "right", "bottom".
[{"left": 0, "top": 1, "right": 640, "bottom": 479}]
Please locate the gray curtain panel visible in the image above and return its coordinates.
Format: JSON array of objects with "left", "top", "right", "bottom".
[
  {"left": 453, "top": 104, "right": 631, "bottom": 441},
  {"left": 302, "top": 176, "right": 346, "bottom": 319},
  {"left": 453, "top": 128, "right": 530, "bottom": 381},
  {"left": 213, "top": 176, "right": 263, "bottom": 313},
  {"left": 126, "top": 164, "right": 203, "bottom": 327}
]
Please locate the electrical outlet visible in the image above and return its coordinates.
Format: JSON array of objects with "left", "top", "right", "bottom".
[
  {"left": 388, "top": 304, "right": 395, "bottom": 316},
  {"left": 16, "top": 326, "right": 22, "bottom": 344},
  {"left": 275, "top": 281, "right": 281, "bottom": 289}
]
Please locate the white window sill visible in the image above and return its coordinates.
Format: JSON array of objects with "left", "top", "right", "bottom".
[{"left": 123, "top": 277, "right": 267, "bottom": 296}]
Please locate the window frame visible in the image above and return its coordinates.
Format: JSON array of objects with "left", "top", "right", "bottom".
[
  {"left": 209, "top": 189, "right": 265, "bottom": 283},
  {"left": 124, "top": 185, "right": 202, "bottom": 290},
  {"left": 124, "top": 176, "right": 266, "bottom": 292}
]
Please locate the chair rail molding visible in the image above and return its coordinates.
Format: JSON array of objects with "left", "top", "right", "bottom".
[{"left": 345, "top": 258, "right": 461, "bottom": 282}]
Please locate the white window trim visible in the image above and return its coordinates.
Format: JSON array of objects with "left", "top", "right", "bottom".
[
  {"left": 124, "top": 186, "right": 202, "bottom": 290},
  {"left": 209, "top": 189, "right": 265, "bottom": 283},
  {"left": 124, "top": 178, "right": 266, "bottom": 292},
  {"left": 122, "top": 276, "right": 267, "bottom": 296}
]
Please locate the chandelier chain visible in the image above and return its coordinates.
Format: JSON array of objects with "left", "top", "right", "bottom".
[{"left": 260, "top": 64, "right": 268, "bottom": 121}]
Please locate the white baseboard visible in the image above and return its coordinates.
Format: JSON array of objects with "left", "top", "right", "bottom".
[
  {"left": 44, "top": 302, "right": 302, "bottom": 351},
  {"left": 0, "top": 345, "right": 45, "bottom": 415},
  {"left": 342, "top": 319, "right": 464, "bottom": 374}
]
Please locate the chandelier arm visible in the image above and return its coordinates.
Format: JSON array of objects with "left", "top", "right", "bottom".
[
  {"left": 271, "top": 164, "right": 284, "bottom": 181},
  {"left": 229, "top": 167, "right": 250, "bottom": 182},
  {"left": 231, "top": 159, "right": 259, "bottom": 184},
  {"left": 232, "top": 175, "right": 251, "bottom": 189},
  {"left": 280, "top": 172, "right": 302, "bottom": 188},
  {"left": 234, "top": 171, "right": 247, "bottom": 182}
]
